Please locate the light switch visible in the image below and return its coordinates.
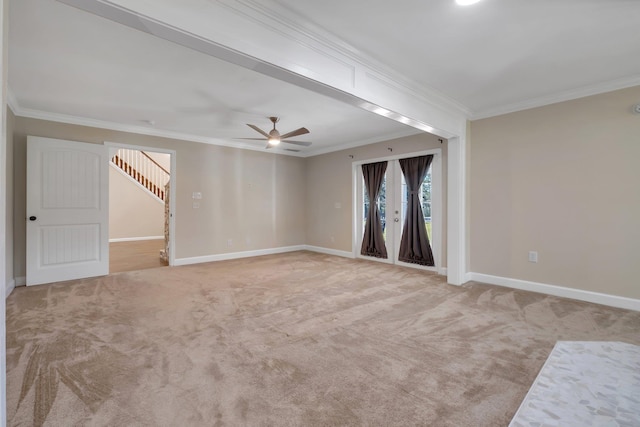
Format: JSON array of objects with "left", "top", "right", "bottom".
[
  {"left": 334, "top": 202, "right": 341, "bottom": 209},
  {"left": 192, "top": 192, "right": 202, "bottom": 199}
]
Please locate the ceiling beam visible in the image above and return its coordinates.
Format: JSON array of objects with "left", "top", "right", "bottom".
[{"left": 57, "top": 0, "right": 468, "bottom": 139}]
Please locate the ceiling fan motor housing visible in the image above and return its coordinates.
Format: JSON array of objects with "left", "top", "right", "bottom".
[{"left": 269, "top": 129, "right": 280, "bottom": 138}]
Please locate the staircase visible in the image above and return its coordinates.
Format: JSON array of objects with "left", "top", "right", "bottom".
[
  {"left": 111, "top": 148, "right": 171, "bottom": 264},
  {"left": 111, "top": 148, "right": 170, "bottom": 202}
]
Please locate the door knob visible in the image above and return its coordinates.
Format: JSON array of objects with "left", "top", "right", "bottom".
[
  {"left": 394, "top": 218, "right": 400, "bottom": 222},
  {"left": 29, "top": 216, "right": 37, "bottom": 221}
]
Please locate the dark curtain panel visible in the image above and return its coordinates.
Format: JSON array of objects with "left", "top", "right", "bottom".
[
  {"left": 360, "top": 161, "right": 388, "bottom": 259},
  {"left": 398, "top": 155, "right": 434, "bottom": 266}
]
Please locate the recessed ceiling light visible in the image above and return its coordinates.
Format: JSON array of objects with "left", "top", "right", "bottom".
[{"left": 456, "top": 0, "right": 482, "bottom": 5}]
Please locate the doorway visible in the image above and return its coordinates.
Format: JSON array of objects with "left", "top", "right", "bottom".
[
  {"left": 106, "top": 142, "right": 176, "bottom": 274},
  {"left": 353, "top": 149, "right": 442, "bottom": 271},
  {"left": 25, "top": 138, "right": 177, "bottom": 286}
]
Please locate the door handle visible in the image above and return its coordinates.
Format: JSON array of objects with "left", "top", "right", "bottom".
[
  {"left": 29, "top": 216, "right": 37, "bottom": 221},
  {"left": 394, "top": 218, "right": 400, "bottom": 222}
]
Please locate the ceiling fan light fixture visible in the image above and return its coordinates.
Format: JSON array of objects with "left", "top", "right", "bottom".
[
  {"left": 268, "top": 128, "right": 281, "bottom": 145},
  {"left": 241, "top": 117, "right": 311, "bottom": 149},
  {"left": 456, "top": 0, "right": 482, "bottom": 5}
]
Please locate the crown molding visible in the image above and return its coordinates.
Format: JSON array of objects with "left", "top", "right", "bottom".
[
  {"left": 49, "top": 1, "right": 640, "bottom": 126},
  {"left": 10, "top": 101, "right": 423, "bottom": 158},
  {"left": 216, "top": 0, "right": 357, "bottom": 89},
  {"left": 11, "top": 104, "right": 308, "bottom": 157},
  {"left": 58, "top": 0, "right": 467, "bottom": 138},
  {"left": 6, "top": 88, "right": 18, "bottom": 113},
  {"left": 471, "top": 75, "right": 640, "bottom": 120},
  {"left": 304, "top": 128, "right": 422, "bottom": 157},
  {"left": 62, "top": 0, "right": 465, "bottom": 119},
  {"left": 219, "top": 0, "right": 471, "bottom": 118}
]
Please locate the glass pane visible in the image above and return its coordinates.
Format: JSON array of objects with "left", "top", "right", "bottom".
[
  {"left": 379, "top": 178, "right": 386, "bottom": 240},
  {"left": 401, "top": 167, "right": 432, "bottom": 242},
  {"left": 363, "top": 181, "right": 369, "bottom": 235},
  {"left": 362, "top": 174, "right": 387, "bottom": 242},
  {"left": 422, "top": 168, "right": 432, "bottom": 241},
  {"left": 401, "top": 174, "right": 407, "bottom": 225}
]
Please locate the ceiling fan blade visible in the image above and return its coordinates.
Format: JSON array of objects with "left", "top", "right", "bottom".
[
  {"left": 247, "top": 124, "right": 269, "bottom": 138},
  {"left": 280, "top": 127, "right": 309, "bottom": 139},
  {"left": 284, "top": 149, "right": 301, "bottom": 152},
  {"left": 235, "top": 137, "right": 268, "bottom": 141},
  {"left": 281, "top": 139, "right": 312, "bottom": 147}
]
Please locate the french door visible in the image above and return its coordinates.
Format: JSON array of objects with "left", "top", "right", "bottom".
[{"left": 354, "top": 150, "right": 441, "bottom": 271}]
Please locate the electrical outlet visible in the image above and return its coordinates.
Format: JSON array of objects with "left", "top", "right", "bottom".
[
  {"left": 528, "top": 251, "right": 538, "bottom": 263},
  {"left": 192, "top": 202, "right": 200, "bottom": 209}
]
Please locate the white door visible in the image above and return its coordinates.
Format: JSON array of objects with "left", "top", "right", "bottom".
[
  {"left": 354, "top": 150, "right": 442, "bottom": 272},
  {"left": 27, "top": 137, "right": 109, "bottom": 286}
]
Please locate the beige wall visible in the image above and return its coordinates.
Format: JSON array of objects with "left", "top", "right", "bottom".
[
  {"left": 306, "top": 132, "right": 447, "bottom": 265},
  {"left": 144, "top": 151, "right": 170, "bottom": 172},
  {"left": 469, "top": 85, "right": 640, "bottom": 299},
  {"left": 5, "top": 106, "right": 13, "bottom": 286},
  {"left": 109, "top": 165, "right": 164, "bottom": 240},
  {"left": 13, "top": 85, "right": 638, "bottom": 302},
  {"left": 12, "top": 117, "right": 307, "bottom": 277}
]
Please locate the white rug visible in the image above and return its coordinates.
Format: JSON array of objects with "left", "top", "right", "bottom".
[{"left": 510, "top": 341, "right": 640, "bottom": 427}]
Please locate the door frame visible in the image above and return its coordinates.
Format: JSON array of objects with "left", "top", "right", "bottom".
[
  {"left": 105, "top": 141, "right": 177, "bottom": 267},
  {"left": 352, "top": 148, "right": 442, "bottom": 273}
]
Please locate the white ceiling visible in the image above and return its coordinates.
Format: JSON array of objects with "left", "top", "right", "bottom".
[
  {"left": 8, "top": 0, "right": 640, "bottom": 155},
  {"left": 274, "top": 0, "right": 640, "bottom": 116},
  {"left": 8, "top": 0, "right": 420, "bottom": 155}
]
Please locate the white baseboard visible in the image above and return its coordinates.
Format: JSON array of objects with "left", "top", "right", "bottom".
[
  {"left": 109, "top": 236, "right": 164, "bottom": 243},
  {"left": 5, "top": 278, "right": 16, "bottom": 299},
  {"left": 174, "top": 245, "right": 306, "bottom": 266},
  {"left": 15, "top": 276, "right": 26, "bottom": 287},
  {"left": 304, "top": 246, "right": 447, "bottom": 275},
  {"left": 468, "top": 272, "right": 640, "bottom": 312},
  {"left": 303, "top": 245, "right": 354, "bottom": 259}
]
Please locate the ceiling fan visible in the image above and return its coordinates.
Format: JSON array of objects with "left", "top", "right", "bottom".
[{"left": 237, "top": 117, "right": 312, "bottom": 151}]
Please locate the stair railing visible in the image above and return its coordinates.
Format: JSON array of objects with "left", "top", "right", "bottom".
[{"left": 111, "top": 149, "right": 170, "bottom": 201}]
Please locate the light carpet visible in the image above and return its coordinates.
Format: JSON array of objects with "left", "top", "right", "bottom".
[{"left": 6, "top": 251, "right": 640, "bottom": 426}]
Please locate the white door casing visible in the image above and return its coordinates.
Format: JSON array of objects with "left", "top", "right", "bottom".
[
  {"left": 26, "top": 136, "right": 109, "bottom": 286},
  {"left": 105, "top": 141, "right": 177, "bottom": 267}
]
